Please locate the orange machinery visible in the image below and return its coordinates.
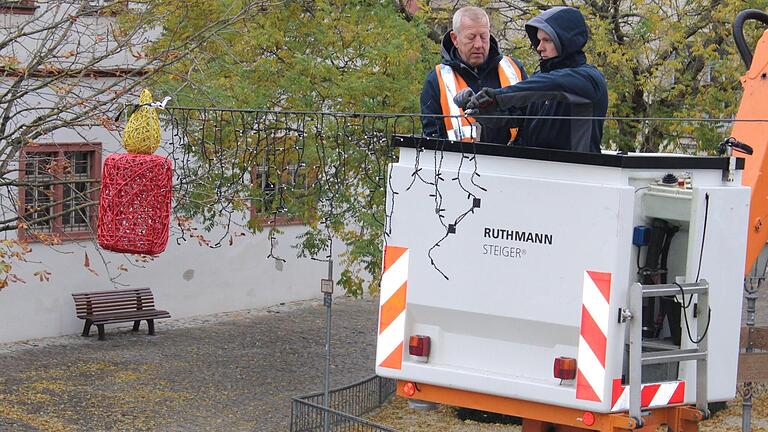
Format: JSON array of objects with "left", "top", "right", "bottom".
[{"left": 733, "top": 10, "right": 768, "bottom": 276}]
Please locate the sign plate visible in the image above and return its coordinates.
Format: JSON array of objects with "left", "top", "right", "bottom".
[{"left": 321, "top": 278, "right": 334, "bottom": 294}]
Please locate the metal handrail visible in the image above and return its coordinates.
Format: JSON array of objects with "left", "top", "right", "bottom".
[{"left": 290, "top": 375, "right": 397, "bottom": 432}]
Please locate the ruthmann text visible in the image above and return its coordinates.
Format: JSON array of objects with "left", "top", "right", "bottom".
[{"left": 483, "top": 227, "right": 553, "bottom": 245}]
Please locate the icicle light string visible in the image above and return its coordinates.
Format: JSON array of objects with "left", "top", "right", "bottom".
[
  {"left": 165, "top": 106, "right": 768, "bottom": 124},
  {"left": 161, "top": 107, "right": 745, "bottom": 279}
]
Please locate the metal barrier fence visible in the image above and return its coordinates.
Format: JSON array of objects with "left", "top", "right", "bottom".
[{"left": 290, "top": 375, "right": 398, "bottom": 432}]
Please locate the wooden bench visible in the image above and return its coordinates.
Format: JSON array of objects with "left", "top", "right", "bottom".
[
  {"left": 72, "top": 288, "right": 170, "bottom": 340},
  {"left": 739, "top": 325, "right": 768, "bottom": 383}
]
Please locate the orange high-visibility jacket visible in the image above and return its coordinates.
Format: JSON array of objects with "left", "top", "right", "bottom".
[{"left": 435, "top": 57, "right": 523, "bottom": 142}]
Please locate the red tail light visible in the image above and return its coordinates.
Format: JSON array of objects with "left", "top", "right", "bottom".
[
  {"left": 553, "top": 356, "right": 577, "bottom": 380},
  {"left": 581, "top": 411, "right": 596, "bottom": 426},
  {"left": 409, "top": 335, "right": 431, "bottom": 358},
  {"left": 402, "top": 381, "right": 417, "bottom": 397}
]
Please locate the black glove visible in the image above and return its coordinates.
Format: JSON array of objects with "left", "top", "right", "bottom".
[
  {"left": 467, "top": 88, "right": 514, "bottom": 130},
  {"left": 453, "top": 88, "right": 475, "bottom": 110},
  {"left": 466, "top": 87, "right": 498, "bottom": 114}
]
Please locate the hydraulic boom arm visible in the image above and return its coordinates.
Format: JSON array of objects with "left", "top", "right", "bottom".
[{"left": 730, "top": 9, "right": 768, "bottom": 274}]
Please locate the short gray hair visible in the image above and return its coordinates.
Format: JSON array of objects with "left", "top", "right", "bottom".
[{"left": 452, "top": 6, "right": 490, "bottom": 35}]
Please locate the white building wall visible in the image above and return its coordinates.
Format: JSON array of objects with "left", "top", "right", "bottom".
[{"left": 0, "top": 225, "right": 341, "bottom": 343}]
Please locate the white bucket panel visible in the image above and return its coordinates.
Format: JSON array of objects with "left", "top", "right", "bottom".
[{"left": 377, "top": 144, "right": 748, "bottom": 413}]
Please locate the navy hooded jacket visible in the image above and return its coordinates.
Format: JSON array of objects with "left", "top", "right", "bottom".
[
  {"left": 495, "top": 7, "right": 608, "bottom": 153},
  {"left": 420, "top": 32, "right": 527, "bottom": 145}
]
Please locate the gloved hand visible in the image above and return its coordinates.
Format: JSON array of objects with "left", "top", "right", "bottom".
[
  {"left": 453, "top": 88, "right": 475, "bottom": 110},
  {"left": 466, "top": 87, "right": 498, "bottom": 114},
  {"left": 466, "top": 88, "right": 513, "bottom": 130}
]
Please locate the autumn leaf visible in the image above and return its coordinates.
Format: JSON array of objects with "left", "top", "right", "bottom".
[
  {"left": 8, "top": 274, "right": 26, "bottom": 284},
  {"left": 33, "top": 270, "right": 50, "bottom": 282},
  {"left": 83, "top": 252, "right": 99, "bottom": 276},
  {"left": 0, "top": 55, "right": 20, "bottom": 68},
  {"left": 99, "top": 115, "right": 118, "bottom": 131}
]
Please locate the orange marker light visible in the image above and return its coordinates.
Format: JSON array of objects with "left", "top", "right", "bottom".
[
  {"left": 403, "top": 381, "right": 417, "bottom": 397},
  {"left": 582, "top": 411, "right": 596, "bottom": 426},
  {"left": 553, "top": 356, "right": 577, "bottom": 380}
]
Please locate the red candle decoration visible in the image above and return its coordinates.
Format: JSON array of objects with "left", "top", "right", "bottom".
[{"left": 97, "top": 90, "right": 172, "bottom": 255}]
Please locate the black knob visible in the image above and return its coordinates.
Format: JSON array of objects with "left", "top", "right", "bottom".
[{"left": 662, "top": 173, "right": 678, "bottom": 185}]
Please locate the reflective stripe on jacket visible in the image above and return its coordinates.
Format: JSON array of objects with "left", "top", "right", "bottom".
[{"left": 435, "top": 57, "right": 523, "bottom": 142}]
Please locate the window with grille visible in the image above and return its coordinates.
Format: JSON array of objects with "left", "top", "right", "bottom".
[
  {"left": 19, "top": 143, "right": 101, "bottom": 241},
  {"left": 250, "top": 152, "right": 314, "bottom": 226},
  {"left": 82, "top": 0, "right": 105, "bottom": 14},
  {"left": 0, "top": 1, "right": 36, "bottom": 14}
]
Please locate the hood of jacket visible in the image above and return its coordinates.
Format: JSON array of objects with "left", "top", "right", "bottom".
[
  {"left": 525, "top": 7, "right": 588, "bottom": 72},
  {"left": 439, "top": 30, "right": 503, "bottom": 76}
]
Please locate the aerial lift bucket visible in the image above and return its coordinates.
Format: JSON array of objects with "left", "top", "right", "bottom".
[{"left": 378, "top": 9, "right": 768, "bottom": 432}]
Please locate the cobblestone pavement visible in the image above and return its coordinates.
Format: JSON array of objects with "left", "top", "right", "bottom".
[
  {"left": 0, "top": 296, "right": 378, "bottom": 432},
  {"left": 2, "top": 281, "right": 767, "bottom": 432}
]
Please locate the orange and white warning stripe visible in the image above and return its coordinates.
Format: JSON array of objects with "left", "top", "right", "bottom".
[
  {"left": 576, "top": 270, "right": 612, "bottom": 402},
  {"left": 611, "top": 379, "right": 685, "bottom": 411},
  {"left": 376, "top": 246, "right": 409, "bottom": 370}
]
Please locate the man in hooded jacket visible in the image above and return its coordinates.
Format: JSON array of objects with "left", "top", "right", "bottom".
[
  {"left": 465, "top": 6, "right": 608, "bottom": 153},
  {"left": 420, "top": 6, "right": 528, "bottom": 145}
]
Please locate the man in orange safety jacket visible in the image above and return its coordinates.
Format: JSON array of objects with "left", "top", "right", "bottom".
[{"left": 420, "top": 6, "right": 528, "bottom": 144}]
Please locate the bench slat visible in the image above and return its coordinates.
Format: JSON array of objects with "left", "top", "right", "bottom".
[
  {"left": 74, "top": 295, "right": 155, "bottom": 303},
  {"left": 74, "top": 298, "right": 156, "bottom": 308},
  {"left": 72, "top": 287, "right": 152, "bottom": 297},
  {"left": 75, "top": 294, "right": 153, "bottom": 304},
  {"left": 82, "top": 310, "right": 171, "bottom": 324},
  {"left": 79, "top": 308, "right": 164, "bottom": 316},
  {"left": 73, "top": 295, "right": 152, "bottom": 303},
  {"left": 76, "top": 304, "right": 157, "bottom": 315},
  {"left": 93, "top": 316, "right": 170, "bottom": 326},
  {"left": 75, "top": 297, "right": 153, "bottom": 304},
  {"left": 73, "top": 291, "right": 152, "bottom": 300},
  {"left": 92, "top": 316, "right": 170, "bottom": 326},
  {"left": 73, "top": 296, "right": 154, "bottom": 305},
  {"left": 82, "top": 309, "right": 166, "bottom": 318},
  {"left": 76, "top": 302, "right": 156, "bottom": 313},
  {"left": 739, "top": 352, "right": 768, "bottom": 382}
]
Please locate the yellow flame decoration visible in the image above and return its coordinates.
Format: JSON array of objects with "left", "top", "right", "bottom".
[{"left": 123, "top": 89, "right": 161, "bottom": 154}]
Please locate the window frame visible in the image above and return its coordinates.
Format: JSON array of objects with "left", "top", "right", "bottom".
[
  {"left": 0, "top": 0, "right": 37, "bottom": 15},
  {"left": 250, "top": 162, "right": 309, "bottom": 227},
  {"left": 78, "top": 0, "right": 124, "bottom": 17},
  {"left": 18, "top": 142, "right": 102, "bottom": 242}
]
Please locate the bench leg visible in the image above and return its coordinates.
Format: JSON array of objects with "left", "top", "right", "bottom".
[
  {"left": 147, "top": 319, "right": 155, "bottom": 336},
  {"left": 97, "top": 324, "right": 106, "bottom": 341},
  {"left": 82, "top": 319, "right": 92, "bottom": 337},
  {"left": 132, "top": 320, "right": 141, "bottom": 332}
]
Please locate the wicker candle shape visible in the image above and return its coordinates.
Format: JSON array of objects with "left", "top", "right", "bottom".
[
  {"left": 122, "top": 89, "right": 161, "bottom": 154},
  {"left": 97, "top": 153, "right": 173, "bottom": 255}
]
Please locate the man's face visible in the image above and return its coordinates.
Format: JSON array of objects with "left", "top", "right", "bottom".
[
  {"left": 536, "top": 28, "right": 558, "bottom": 60},
  {"left": 450, "top": 18, "right": 490, "bottom": 67}
]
